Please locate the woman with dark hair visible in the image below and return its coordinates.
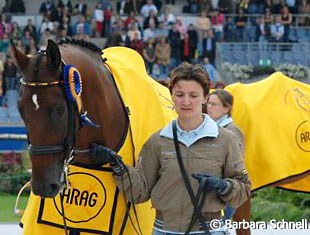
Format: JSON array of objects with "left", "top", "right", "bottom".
[{"left": 90, "top": 63, "right": 251, "bottom": 234}]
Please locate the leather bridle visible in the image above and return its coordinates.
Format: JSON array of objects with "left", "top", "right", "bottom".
[{"left": 20, "top": 64, "right": 91, "bottom": 188}]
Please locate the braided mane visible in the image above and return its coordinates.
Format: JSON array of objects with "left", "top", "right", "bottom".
[{"left": 58, "top": 37, "right": 103, "bottom": 55}]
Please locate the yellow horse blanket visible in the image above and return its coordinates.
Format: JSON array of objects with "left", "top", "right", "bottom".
[
  {"left": 226, "top": 72, "right": 310, "bottom": 192},
  {"left": 20, "top": 47, "right": 176, "bottom": 234}
]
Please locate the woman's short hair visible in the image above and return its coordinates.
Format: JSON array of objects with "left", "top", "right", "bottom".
[
  {"left": 209, "top": 89, "right": 234, "bottom": 116},
  {"left": 169, "top": 62, "right": 210, "bottom": 96}
]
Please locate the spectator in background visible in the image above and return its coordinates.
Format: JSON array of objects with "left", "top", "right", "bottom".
[
  {"left": 235, "top": 8, "right": 247, "bottom": 41},
  {"left": 0, "top": 56, "right": 3, "bottom": 104},
  {"left": 218, "top": 0, "right": 233, "bottom": 13},
  {"left": 168, "top": 23, "right": 182, "bottom": 69},
  {"left": 105, "top": 31, "right": 123, "bottom": 47},
  {"left": 3, "top": 56, "right": 18, "bottom": 90},
  {"left": 73, "top": 14, "right": 92, "bottom": 38},
  {"left": 1, "top": 14, "right": 12, "bottom": 36},
  {"left": 23, "top": 19, "right": 37, "bottom": 41},
  {"left": 263, "top": 7, "right": 273, "bottom": 37},
  {"left": 93, "top": 2, "right": 104, "bottom": 37},
  {"left": 271, "top": 0, "right": 284, "bottom": 14},
  {"left": 187, "top": 0, "right": 200, "bottom": 14},
  {"left": 110, "top": 15, "right": 125, "bottom": 34},
  {"left": 180, "top": 33, "right": 195, "bottom": 63},
  {"left": 143, "top": 9, "right": 159, "bottom": 29},
  {"left": 280, "top": 5, "right": 292, "bottom": 42},
  {"left": 0, "top": 33, "right": 9, "bottom": 54},
  {"left": 143, "top": 37, "right": 156, "bottom": 75},
  {"left": 270, "top": 15, "right": 284, "bottom": 42},
  {"left": 187, "top": 23, "right": 198, "bottom": 59},
  {"left": 117, "top": 0, "right": 134, "bottom": 15},
  {"left": 124, "top": 11, "right": 141, "bottom": 29},
  {"left": 210, "top": 0, "right": 220, "bottom": 11},
  {"left": 202, "top": 57, "right": 219, "bottom": 86},
  {"left": 255, "top": 16, "right": 269, "bottom": 50},
  {"left": 140, "top": 0, "right": 158, "bottom": 18},
  {"left": 39, "top": 0, "right": 56, "bottom": 16},
  {"left": 193, "top": 10, "right": 211, "bottom": 53},
  {"left": 298, "top": 0, "right": 310, "bottom": 26},
  {"left": 160, "top": 6, "right": 175, "bottom": 26},
  {"left": 25, "top": 38, "right": 38, "bottom": 56},
  {"left": 100, "top": 0, "right": 114, "bottom": 12},
  {"left": 7, "top": 0, "right": 25, "bottom": 13},
  {"left": 21, "top": 30, "right": 33, "bottom": 50},
  {"left": 119, "top": 27, "right": 130, "bottom": 46},
  {"left": 166, "top": 0, "right": 175, "bottom": 5},
  {"left": 285, "top": 0, "right": 297, "bottom": 14},
  {"left": 39, "top": 15, "right": 55, "bottom": 35},
  {"left": 155, "top": 36, "right": 171, "bottom": 79},
  {"left": 153, "top": 0, "right": 163, "bottom": 13},
  {"left": 0, "top": 16, "right": 5, "bottom": 38},
  {"left": 175, "top": 16, "right": 187, "bottom": 37},
  {"left": 0, "top": 0, "right": 5, "bottom": 13},
  {"left": 211, "top": 9, "right": 225, "bottom": 41},
  {"left": 11, "top": 22, "right": 22, "bottom": 40},
  {"left": 143, "top": 21, "right": 156, "bottom": 42},
  {"left": 238, "top": 0, "right": 250, "bottom": 13},
  {"left": 74, "top": 0, "right": 88, "bottom": 18},
  {"left": 224, "top": 16, "right": 236, "bottom": 41},
  {"left": 154, "top": 21, "right": 169, "bottom": 42},
  {"left": 104, "top": 4, "right": 113, "bottom": 37},
  {"left": 57, "top": 0, "right": 73, "bottom": 14},
  {"left": 128, "top": 32, "right": 144, "bottom": 55},
  {"left": 128, "top": 22, "right": 142, "bottom": 41},
  {"left": 202, "top": 29, "right": 216, "bottom": 65},
  {"left": 58, "top": 14, "right": 72, "bottom": 37}
]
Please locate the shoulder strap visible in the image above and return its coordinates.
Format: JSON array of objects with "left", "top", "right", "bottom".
[
  {"left": 172, "top": 121, "right": 196, "bottom": 203},
  {"left": 172, "top": 121, "right": 210, "bottom": 235}
]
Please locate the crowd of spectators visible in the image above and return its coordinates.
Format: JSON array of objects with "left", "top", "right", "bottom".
[{"left": 0, "top": 0, "right": 309, "bottom": 105}]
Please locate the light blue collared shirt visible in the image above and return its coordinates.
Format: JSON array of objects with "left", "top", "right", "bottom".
[
  {"left": 216, "top": 114, "right": 233, "bottom": 127},
  {"left": 159, "top": 114, "right": 219, "bottom": 147}
]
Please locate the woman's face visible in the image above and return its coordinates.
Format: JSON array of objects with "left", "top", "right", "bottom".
[
  {"left": 172, "top": 80, "right": 207, "bottom": 121},
  {"left": 207, "top": 94, "right": 229, "bottom": 121}
]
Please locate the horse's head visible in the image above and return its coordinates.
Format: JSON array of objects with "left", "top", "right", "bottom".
[{"left": 11, "top": 40, "right": 70, "bottom": 198}]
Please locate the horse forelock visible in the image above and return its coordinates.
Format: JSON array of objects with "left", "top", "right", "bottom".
[
  {"left": 33, "top": 53, "right": 43, "bottom": 77},
  {"left": 24, "top": 52, "right": 62, "bottom": 83}
]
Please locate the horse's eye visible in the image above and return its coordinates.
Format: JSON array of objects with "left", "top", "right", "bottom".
[
  {"left": 49, "top": 105, "right": 66, "bottom": 120},
  {"left": 55, "top": 106, "right": 65, "bottom": 115}
]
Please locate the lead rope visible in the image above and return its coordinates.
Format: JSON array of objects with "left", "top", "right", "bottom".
[
  {"left": 59, "top": 147, "right": 75, "bottom": 235},
  {"left": 60, "top": 192, "right": 69, "bottom": 235}
]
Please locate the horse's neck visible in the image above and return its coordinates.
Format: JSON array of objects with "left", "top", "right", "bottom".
[{"left": 61, "top": 47, "right": 127, "bottom": 158}]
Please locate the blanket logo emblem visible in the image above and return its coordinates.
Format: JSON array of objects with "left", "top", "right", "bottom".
[
  {"left": 53, "top": 172, "right": 107, "bottom": 223},
  {"left": 285, "top": 88, "right": 310, "bottom": 112},
  {"left": 295, "top": 120, "right": 310, "bottom": 152}
]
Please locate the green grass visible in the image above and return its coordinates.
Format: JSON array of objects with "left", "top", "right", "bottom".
[
  {"left": 0, "top": 194, "right": 29, "bottom": 222},
  {"left": 251, "top": 188, "right": 310, "bottom": 221}
]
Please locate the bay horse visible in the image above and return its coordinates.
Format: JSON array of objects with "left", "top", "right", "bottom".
[{"left": 11, "top": 38, "right": 176, "bottom": 235}]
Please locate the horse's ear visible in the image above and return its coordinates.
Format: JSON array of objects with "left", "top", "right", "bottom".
[
  {"left": 46, "top": 39, "right": 61, "bottom": 70},
  {"left": 9, "top": 39, "right": 29, "bottom": 71}
]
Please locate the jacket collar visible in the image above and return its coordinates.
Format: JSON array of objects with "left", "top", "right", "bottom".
[
  {"left": 160, "top": 114, "right": 219, "bottom": 145},
  {"left": 216, "top": 115, "right": 233, "bottom": 127}
]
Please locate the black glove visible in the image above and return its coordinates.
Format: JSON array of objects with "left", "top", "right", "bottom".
[
  {"left": 90, "top": 144, "right": 126, "bottom": 176},
  {"left": 90, "top": 143, "right": 118, "bottom": 165},
  {"left": 192, "top": 173, "right": 231, "bottom": 195}
]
